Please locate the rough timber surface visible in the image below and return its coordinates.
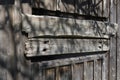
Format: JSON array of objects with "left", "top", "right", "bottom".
[
  {"left": 36, "top": 53, "right": 106, "bottom": 80},
  {"left": 25, "top": 38, "right": 109, "bottom": 57},
  {"left": 32, "top": 0, "right": 108, "bottom": 17},
  {"left": 37, "top": 53, "right": 105, "bottom": 68},
  {"left": 22, "top": 14, "right": 118, "bottom": 38},
  {"left": 32, "top": 0, "right": 57, "bottom": 11}
]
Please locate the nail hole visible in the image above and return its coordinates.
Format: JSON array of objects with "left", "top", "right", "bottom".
[
  {"left": 43, "top": 48, "right": 47, "bottom": 51},
  {"left": 99, "top": 46, "right": 102, "bottom": 48},
  {"left": 44, "top": 41, "right": 49, "bottom": 44},
  {"left": 99, "top": 41, "right": 102, "bottom": 43}
]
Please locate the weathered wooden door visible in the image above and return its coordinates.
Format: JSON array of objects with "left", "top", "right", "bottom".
[
  {"left": 30, "top": 53, "right": 106, "bottom": 80},
  {"left": 22, "top": 14, "right": 117, "bottom": 80}
]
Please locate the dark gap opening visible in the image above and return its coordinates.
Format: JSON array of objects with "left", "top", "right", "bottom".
[
  {"left": 31, "top": 35, "right": 109, "bottom": 40},
  {"left": 25, "top": 51, "right": 108, "bottom": 62},
  {"left": 32, "top": 8, "right": 108, "bottom": 21},
  {"left": 22, "top": 31, "right": 28, "bottom": 37}
]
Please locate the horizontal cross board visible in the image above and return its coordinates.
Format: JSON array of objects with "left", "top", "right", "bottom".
[
  {"left": 25, "top": 38, "right": 109, "bottom": 57},
  {"left": 22, "top": 14, "right": 118, "bottom": 38}
]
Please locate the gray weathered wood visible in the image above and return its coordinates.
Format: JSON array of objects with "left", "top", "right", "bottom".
[
  {"left": 57, "top": 0, "right": 75, "bottom": 13},
  {"left": 0, "top": 67, "right": 7, "bottom": 80},
  {"left": 73, "top": 63, "right": 84, "bottom": 80},
  {"left": 94, "top": 59, "right": 102, "bottom": 80},
  {"left": 25, "top": 38, "right": 109, "bottom": 57},
  {"left": 22, "top": 14, "right": 118, "bottom": 38},
  {"left": 84, "top": 61, "right": 87, "bottom": 80},
  {"left": 44, "top": 68, "right": 55, "bottom": 80},
  {"left": 110, "top": 0, "right": 117, "bottom": 23},
  {"left": 0, "top": 1, "right": 119, "bottom": 80},
  {"left": 85, "top": 61, "right": 94, "bottom": 80},
  {"left": 58, "top": 66, "right": 72, "bottom": 80},
  {"left": 117, "top": 0, "right": 120, "bottom": 80},
  {"left": 38, "top": 54, "right": 105, "bottom": 69},
  {"left": 32, "top": 0, "right": 57, "bottom": 11},
  {"left": 102, "top": 52, "right": 109, "bottom": 80},
  {"left": 103, "top": 0, "right": 109, "bottom": 17},
  {"left": 75, "top": 0, "right": 105, "bottom": 16},
  {"left": 21, "top": 2, "right": 32, "bottom": 14},
  {"left": 109, "top": 35, "right": 117, "bottom": 80},
  {"left": 31, "top": 63, "right": 42, "bottom": 80},
  {"left": 31, "top": 0, "right": 108, "bottom": 17},
  {"left": 75, "top": 0, "right": 88, "bottom": 15}
]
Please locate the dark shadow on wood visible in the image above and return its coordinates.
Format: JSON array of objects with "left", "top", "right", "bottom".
[
  {"left": 32, "top": 8, "right": 107, "bottom": 21},
  {"left": 32, "top": 0, "right": 106, "bottom": 19},
  {"left": 31, "top": 35, "right": 109, "bottom": 40},
  {"left": 0, "top": 0, "right": 14, "bottom": 5},
  {"left": 25, "top": 51, "right": 108, "bottom": 62}
]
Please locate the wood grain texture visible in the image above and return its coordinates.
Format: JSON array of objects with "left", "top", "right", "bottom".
[
  {"left": 22, "top": 14, "right": 118, "bottom": 38},
  {"left": 45, "top": 68, "right": 55, "bottom": 80},
  {"left": 75, "top": 0, "right": 104, "bottom": 16},
  {"left": 21, "top": 3, "right": 32, "bottom": 14},
  {"left": 25, "top": 38, "right": 109, "bottom": 56},
  {"left": 73, "top": 63, "right": 84, "bottom": 80},
  {"left": 38, "top": 54, "right": 105, "bottom": 69},
  {"left": 59, "top": 66, "right": 72, "bottom": 80},
  {"left": 31, "top": 63, "right": 42, "bottom": 80},
  {"left": 37, "top": 54, "right": 105, "bottom": 80},
  {"left": 84, "top": 61, "right": 94, "bottom": 80},
  {"left": 57, "top": 0, "right": 75, "bottom": 13},
  {"left": 95, "top": 59, "right": 102, "bottom": 80},
  {"left": 109, "top": 35, "right": 117, "bottom": 80},
  {"left": 32, "top": 0, "right": 57, "bottom": 11},
  {"left": 117, "top": 0, "right": 120, "bottom": 80},
  {"left": 110, "top": 0, "right": 117, "bottom": 23},
  {"left": 31, "top": 0, "right": 108, "bottom": 17},
  {"left": 0, "top": 67, "right": 7, "bottom": 80}
]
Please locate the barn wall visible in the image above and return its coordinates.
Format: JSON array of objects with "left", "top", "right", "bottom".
[
  {"left": 0, "top": 0, "right": 119, "bottom": 80},
  {"left": 0, "top": 0, "right": 32, "bottom": 80}
]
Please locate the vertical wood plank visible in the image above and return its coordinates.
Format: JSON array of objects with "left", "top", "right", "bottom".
[
  {"left": 84, "top": 61, "right": 94, "bottom": 80},
  {"left": 88, "top": 61, "right": 94, "bottom": 80},
  {"left": 73, "top": 63, "right": 84, "bottom": 80},
  {"left": 110, "top": 0, "right": 117, "bottom": 23},
  {"left": 75, "top": 0, "right": 88, "bottom": 15},
  {"left": 59, "top": 65, "right": 72, "bottom": 80},
  {"left": 0, "top": 67, "right": 7, "bottom": 80},
  {"left": 109, "top": 1, "right": 117, "bottom": 80},
  {"left": 31, "top": 63, "right": 42, "bottom": 80},
  {"left": 45, "top": 68, "right": 55, "bottom": 80},
  {"left": 57, "top": 0, "right": 75, "bottom": 13},
  {"left": 94, "top": 59, "right": 102, "bottom": 80},
  {"left": 103, "top": 0, "right": 109, "bottom": 17},
  {"left": 117, "top": 0, "right": 120, "bottom": 80},
  {"left": 104, "top": 53, "right": 109, "bottom": 80},
  {"left": 21, "top": 1, "right": 32, "bottom": 14},
  {"left": 56, "top": 67, "right": 59, "bottom": 80},
  {"left": 32, "top": 0, "right": 57, "bottom": 11},
  {"left": 98, "top": 0, "right": 103, "bottom": 17},
  {"left": 109, "top": 35, "right": 117, "bottom": 80}
]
